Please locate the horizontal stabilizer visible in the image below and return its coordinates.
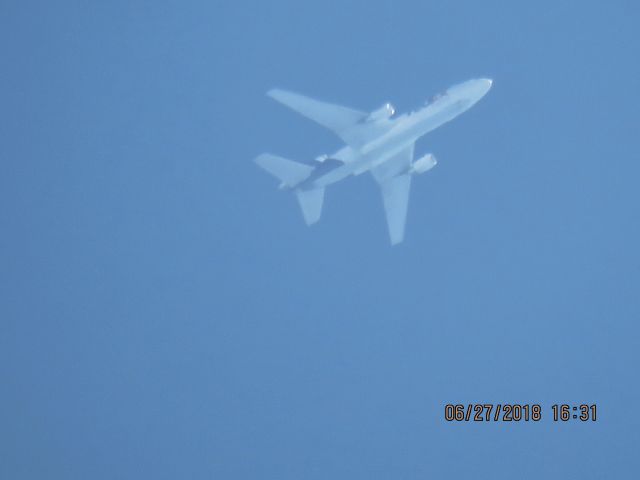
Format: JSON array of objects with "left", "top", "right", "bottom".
[
  {"left": 295, "top": 187, "right": 324, "bottom": 225},
  {"left": 255, "top": 153, "right": 313, "bottom": 188}
]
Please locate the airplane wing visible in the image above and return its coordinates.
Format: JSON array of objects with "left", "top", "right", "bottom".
[
  {"left": 371, "top": 144, "right": 414, "bottom": 245},
  {"left": 267, "top": 89, "right": 393, "bottom": 149}
]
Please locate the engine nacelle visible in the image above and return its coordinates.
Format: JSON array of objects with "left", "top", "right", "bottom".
[
  {"left": 409, "top": 154, "right": 437, "bottom": 174},
  {"left": 367, "top": 103, "right": 395, "bottom": 122}
]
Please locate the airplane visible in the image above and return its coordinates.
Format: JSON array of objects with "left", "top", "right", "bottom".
[{"left": 254, "top": 78, "right": 493, "bottom": 245}]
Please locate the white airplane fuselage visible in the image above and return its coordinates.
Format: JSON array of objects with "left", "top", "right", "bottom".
[
  {"left": 256, "top": 78, "right": 493, "bottom": 244},
  {"left": 304, "top": 78, "right": 492, "bottom": 189}
]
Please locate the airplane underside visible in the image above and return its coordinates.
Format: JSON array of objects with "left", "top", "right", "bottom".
[{"left": 254, "top": 79, "right": 492, "bottom": 244}]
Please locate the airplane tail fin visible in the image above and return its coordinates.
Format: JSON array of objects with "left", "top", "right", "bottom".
[
  {"left": 254, "top": 153, "right": 313, "bottom": 188},
  {"left": 295, "top": 187, "right": 324, "bottom": 225}
]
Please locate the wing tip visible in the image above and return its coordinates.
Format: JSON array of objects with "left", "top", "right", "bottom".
[
  {"left": 253, "top": 152, "right": 271, "bottom": 167},
  {"left": 390, "top": 237, "right": 404, "bottom": 246},
  {"left": 266, "top": 88, "right": 289, "bottom": 101}
]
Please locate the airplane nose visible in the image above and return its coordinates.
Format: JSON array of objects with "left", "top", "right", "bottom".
[{"left": 478, "top": 78, "right": 493, "bottom": 95}]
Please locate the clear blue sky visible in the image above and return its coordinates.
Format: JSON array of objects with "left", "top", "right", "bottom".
[{"left": 2, "top": 1, "right": 639, "bottom": 478}]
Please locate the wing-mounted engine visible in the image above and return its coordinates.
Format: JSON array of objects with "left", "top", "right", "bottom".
[
  {"left": 408, "top": 154, "right": 437, "bottom": 174},
  {"left": 366, "top": 103, "right": 395, "bottom": 123}
]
